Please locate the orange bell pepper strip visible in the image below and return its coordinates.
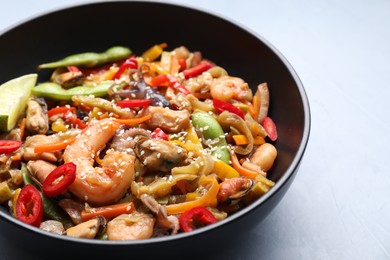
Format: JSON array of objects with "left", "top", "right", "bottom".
[
  {"left": 231, "top": 153, "right": 259, "bottom": 179},
  {"left": 166, "top": 175, "right": 219, "bottom": 215}
]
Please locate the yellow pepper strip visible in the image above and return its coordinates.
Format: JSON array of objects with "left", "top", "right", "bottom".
[
  {"left": 11, "top": 188, "right": 21, "bottom": 216},
  {"left": 213, "top": 159, "right": 240, "bottom": 180},
  {"left": 185, "top": 126, "right": 202, "bottom": 145},
  {"left": 132, "top": 174, "right": 198, "bottom": 198},
  {"left": 166, "top": 175, "right": 219, "bottom": 215},
  {"left": 142, "top": 43, "right": 166, "bottom": 62}
]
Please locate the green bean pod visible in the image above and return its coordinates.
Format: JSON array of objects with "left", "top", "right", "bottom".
[
  {"left": 21, "top": 164, "right": 74, "bottom": 229},
  {"left": 191, "top": 111, "right": 230, "bottom": 163},
  {"left": 38, "top": 46, "right": 132, "bottom": 69},
  {"left": 32, "top": 82, "right": 113, "bottom": 101}
]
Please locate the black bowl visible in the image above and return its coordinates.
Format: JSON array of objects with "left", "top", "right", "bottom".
[{"left": 0, "top": 1, "right": 310, "bottom": 258}]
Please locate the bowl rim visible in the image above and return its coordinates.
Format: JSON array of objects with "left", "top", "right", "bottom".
[{"left": 0, "top": 0, "right": 311, "bottom": 246}]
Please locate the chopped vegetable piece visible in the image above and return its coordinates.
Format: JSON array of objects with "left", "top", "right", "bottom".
[
  {"left": 113, "top": 56, "right": 138, "bottom": 79},
  {"left": 0, "top": 140, "right": 22, "bottom": 154},
  {"left": 191, "top": 111, "right": 230, "bottom": 163},
  {"left": 149, "top": 74, "right": 191, "bottom": 95},
  {"left": 32, "top": 82, "right": 113, "bottom": 101},
  {"left": 183, "top": 61, "right": 214, "bottom": 79},
  {"left": 80, "top": 202, "right": 135, "bottom": 222},
  {"left": 151, "top": 127, "right": 169, "bottom": 141},
  {"left": 113, "top": 114, "right": 152, "bottom": 125},
  {"left": 261, "top": 116, "right": 278, "bottom": 141},
  {"left": 48, "top": 106, "right": 76, "bottom": 118},
  {"left": 231, "top": 153, "right": 258, "bottom": 179},
  {"left": 34, "top": 137, "right": 76, "bottom": 153},
  {"left": 15, "top": 184, "right": 43, "bottom": 227},
  {"left": 38, "top": 46, "right": 132, "bottom": 69},
  {"left": 213, "top": 98, "right": 245, "bottom": 119},
  {"left": 179, "top": 206, "right": 217, "bottom": 232},
  {"left": 116, "top": 99, "right": 151, "bottom": 108},
  {"left": 141, "top": 44, "right": 166, "bottom": 62},
  {"left": 42, "top": 162, "right": 77, "bottom": 197}
]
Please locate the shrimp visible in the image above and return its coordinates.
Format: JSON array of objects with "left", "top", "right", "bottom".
[
  {"left": 106, "top": 211, "right": 155, "bottom": 240},
  {"left": 210, "top": 75, "right": 253, "bottom": 102},
  {"left": 63, "top": 118, "right": 135, "bottom": 206}
]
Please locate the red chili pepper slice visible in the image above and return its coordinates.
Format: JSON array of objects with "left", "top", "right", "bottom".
[
  {"left": 261, "top": 116, "right": 278, "bottom": 141},
  {"left": 48, "top": 106, "right": 76, "bottom": 118},
  {"left": 15, "top": 184, "right": 43, "bottom": 227},
  {"left": 183, "top": 61, "right": 214, "bottom": 79},
  {"left": 113, "top": 56, "right": 138, "bottom": 80},
  {"left": 151, "top": 128, "right": 169, "bottom": 141},
  {"left": 213, "top": 98, "right": 245, "bottom": 119},
  {"left": 149, "top": 74, "right": 191, "bottom": 95},
  {"left": 178, "top": 206, "right": 218, "bottom": 232},
  {"left": 0, "top": 140, "right": 22, "bottom": 154},
  {"left": 42, "top": 162, "right": 77, "bottom": 197},
  {"left": 116, "top": 99, "right": 152, "bottom": 108},
  {"left": 178, "top": 58, "right": 187, "bottom": 72}
]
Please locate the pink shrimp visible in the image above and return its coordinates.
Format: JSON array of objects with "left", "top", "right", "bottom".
[{"left": 63, "top": 118, "right": 135, "bottom": 206}]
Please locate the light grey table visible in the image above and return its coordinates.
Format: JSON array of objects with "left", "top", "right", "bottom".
[{"left": 1, "top": 1, "right": 389, "bottom": 259}]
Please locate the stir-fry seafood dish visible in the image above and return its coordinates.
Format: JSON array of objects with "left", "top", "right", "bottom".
[{"left": 0, "top": 44, "right": 278, "bottom": 239}]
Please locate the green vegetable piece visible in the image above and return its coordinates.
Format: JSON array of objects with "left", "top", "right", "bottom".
[
  {"left": 38, "top": 46, "right": 132, "bottom": 69},
  {"left": 191, "top": 111, "right": 230, "bottom": 163},
  {"left": 32, "top": 82, "right": 113, "bottom": 101},
  {"left": 21, "top": 164, "right": 73, "bottom": 228}
]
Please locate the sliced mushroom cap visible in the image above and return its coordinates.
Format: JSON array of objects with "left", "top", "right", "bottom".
[{"left": 65, "top": 216, "right": 106, "bottom": 239}]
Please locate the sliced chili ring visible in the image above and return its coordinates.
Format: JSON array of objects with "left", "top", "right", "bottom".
[
  {"left": 42, "top": 162, "right": 77, "bottom": 197},
  {"left": 261, "top": 116, "right": 278, "bottom": 141},
  {"left": 178, "top": 206, "right": 217, "bottom": 232},
  {"left": 15, "top": 184, "right": 43, "bottom": 227},
  {"left": 0, "top": 140, "right": 22, "bottom": 154}
]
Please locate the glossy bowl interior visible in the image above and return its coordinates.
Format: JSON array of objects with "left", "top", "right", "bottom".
[{"left": 0, "top": 1, "right": 310, "bottom": 258}]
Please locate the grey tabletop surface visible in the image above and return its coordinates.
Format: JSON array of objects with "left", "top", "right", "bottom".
[{"left": 1, "top": 0, "right": 389, "bottom": 259}]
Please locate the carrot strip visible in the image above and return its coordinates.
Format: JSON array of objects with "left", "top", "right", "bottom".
[
  {"left": 80, "top": 202, "right": 135, "bottom": 222},
  {"left": 34, "top": 137, "right": 76, "bottom": 153},
  {"left": 231, "top": 153, "right": 258, "bottom": 179},
  {"left": 114, "top": 114, "right": 151, "bottom": 125}
]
